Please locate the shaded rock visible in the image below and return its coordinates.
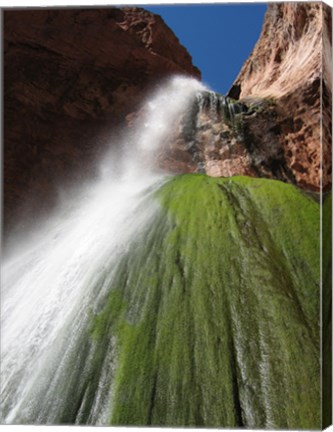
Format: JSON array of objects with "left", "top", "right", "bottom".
[
  {"left": 4, "top": 7, "right": 200, "bottom": 234},
  {"left": 227, "top": 83, "right": 241, "bottom": 100}
]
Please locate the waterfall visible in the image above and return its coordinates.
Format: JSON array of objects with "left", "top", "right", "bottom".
[
  {"left": 179, "top": 89, "right": 248, "bottom": 174},
  {"left": 194, "top": 90, "right": 247, "bottom": 126},
  {"left": 1, "top": 76, "right": 206, "bottom": 425}
]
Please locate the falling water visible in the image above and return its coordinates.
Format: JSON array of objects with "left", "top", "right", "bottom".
[
  {"left": 1, "top": 76, "right": 206, "bottom": 425},
  {"left": 180, "top": 89, "right": 247, "bottom": 174},
  {"left": 194, "top": 90, "right": 247, "bottom": 127}
]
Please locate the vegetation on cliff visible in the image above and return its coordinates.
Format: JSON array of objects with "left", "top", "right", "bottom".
[
  {"left": 323, "top": 192, "right": 332, "bottom": 428},
  {"left": 88, "top": 174, "right": 320, "bottom": 429}
]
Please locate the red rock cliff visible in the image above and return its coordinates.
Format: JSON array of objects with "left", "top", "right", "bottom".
[
  {"left": 4, "top": 3, "right": 332, "bottom": 238},
  {"left": 4, "top": 7, "right": 200, "bottom": 233},
  {"left": 228, "top": 2, "right": 332, "bottom": 191},
  {"left": 155, "top": 3, "right": 331, "bottom": 193}
]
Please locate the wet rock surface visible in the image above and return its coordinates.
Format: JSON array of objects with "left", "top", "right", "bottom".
[{"left": 157, "top": 94, "right": 298, "bottom": 186}]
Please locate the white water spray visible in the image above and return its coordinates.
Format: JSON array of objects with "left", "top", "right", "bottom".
[{"left": 1, "top": 76, "right": 206, "bottom": 425}]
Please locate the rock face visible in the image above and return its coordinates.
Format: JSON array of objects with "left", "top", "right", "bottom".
[
  {"left": 157, "top": 93, "right": 297, "bottom": 186},
  {"left": 4, "top": 3, "right": 331, "bottom": 236},
  {"left": 4, "top": 7, "right": 200, "bottom": 233},
  {"left": 228, "top": 2, "right": 332, "bottom": 192},
  {"left": 158, "top": 3, "right": 331, "bottom": 193}
]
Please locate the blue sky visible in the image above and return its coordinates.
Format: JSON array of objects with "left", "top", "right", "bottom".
[{"left": 145, "top": 4, "right": 267, "bottom": 95}]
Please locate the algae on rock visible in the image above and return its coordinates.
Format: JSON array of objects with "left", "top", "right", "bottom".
[{"left": 89, "top": 174, "right": 320, "bottom": 429}]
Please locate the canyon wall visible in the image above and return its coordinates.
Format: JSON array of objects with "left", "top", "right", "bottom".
[
  {"left": 230, "top": 2, "right": 331, "bottom": 192},
  {"left": 3, "top": 6, "right": 330, "bottom": 427},
  {"left": 159, "top": 2, "right": 331, "bottom": 193},
  {"left": 4, "top": 3, "right": 332, "bottom": 236},
  {"left": 4, "top": 7, "right": 200, "bottom": 233}
]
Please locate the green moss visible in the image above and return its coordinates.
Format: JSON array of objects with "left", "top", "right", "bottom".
[
  {"left": 322, "top": 192, "right": 332, "bottom": 428},
  {"left": 88, "top": 174, "right": 320, "bottom": 429}
]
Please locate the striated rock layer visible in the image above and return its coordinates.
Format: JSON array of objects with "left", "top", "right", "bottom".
[
  {"left": 228, "top": 2, "right": 332, "bottom": 192},
  {"left": 158, "top": 3, "right": 331, "bottom": 193},
  {"left": 4, "top": 7, "right": 200, "bottom": 233}
]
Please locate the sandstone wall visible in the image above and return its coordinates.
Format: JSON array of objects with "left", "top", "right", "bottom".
[
  {"left": 4, "top": 7, "right": 200, "bottom": 231},
  {"left": 228, "top": 2, "right": 332, "bottom": 191}
]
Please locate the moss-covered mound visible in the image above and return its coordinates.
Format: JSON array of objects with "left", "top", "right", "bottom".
[
  {"left": 323, "top": 192, "right": 332, "bottom": 428},
  {"left": 90, "top": 174, "right": 320, "bottom": 429}
]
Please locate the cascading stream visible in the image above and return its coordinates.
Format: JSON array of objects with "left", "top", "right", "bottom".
[
  {"left": 1, "top": 76, "right": 207, "bottom": 425},
  {"left": 1, "top": 75, "right": 322, "bottom": 430}
]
